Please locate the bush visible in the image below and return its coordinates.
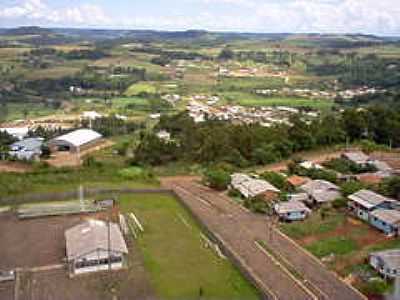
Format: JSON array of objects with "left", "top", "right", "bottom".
[
  {"left": 244, "top": 196, "right": 270, "bottom": 214},
  {"left": 203, "top": 169, "right": 231, "bottom": 191},
  {"left": 260, "top": 171, "right": 289, "bottom": 191},
  {"left": 340, "top": 181, "right": 367, "bottom": 196},
  {"left": 118, "top": 166, "right": 153, "bottom": 180},
  {"left": 228, "top": 188, "right": 241, "bottom": 198},
  {"left": 332, "top": 197, "right": 348, "bottom": 209}
]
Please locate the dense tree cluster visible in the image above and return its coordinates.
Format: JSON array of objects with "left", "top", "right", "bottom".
[{"left": 134, "top": 105, "right": 400, "bottom": 167}]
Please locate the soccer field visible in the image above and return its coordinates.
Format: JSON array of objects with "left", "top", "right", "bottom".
[{"left": 119, "top": 193, "right": 260, "bottom": 300}]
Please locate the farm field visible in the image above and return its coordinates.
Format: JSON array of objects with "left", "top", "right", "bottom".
[{"left": 119, "top": 193, "right": 260, "bottom": 300}]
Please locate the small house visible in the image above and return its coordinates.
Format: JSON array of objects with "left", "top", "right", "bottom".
[
  {"left": 370, "top": 249, "right": 400, "bottom": 278},
  {"left": 9, "top": 138, "right": 43, "bottom": 161},
  {"left": 65, "top": 220, "right": 128, "bottom": 276},
  {"left": 287, "top": 193, "right": 309, "bottom": 203},
  {"left": 369, "top": 209, "right": 400, "bottom": 236},
  {"left": 348, "top": 190, "right": 396, "bottom": 221},
  {"left": 230, "top": 173, "right": 280, "bottom": 201},
  {"left": 300, "top": 180, "right": 341, "bottom": 205},
  {"left": 274, "top": 201, "right": 311, "bottom": 221}
]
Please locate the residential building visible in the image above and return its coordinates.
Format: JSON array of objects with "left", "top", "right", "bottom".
[
  {"left": 274, "top": 201, "right": 311, "bottom": 221},
  {"left": 370, "top": 249, "right": 400, "bottom": 278},
  {"left": 369, "top": 209, "right": 400, "bottom": 236},
  {"left": 342, "top": 151, "right": 370, "bottom": 167},
  {"left": 300, "top": 180, "right": 341, "bottom": 205},
  {"left": 348, "top": 190, "right": 396, "bottom": 221},
  {"left": 8, "top": 138, "right": 43, "bottom": 161},
  {"left": 48, "top": 129, "right": 103, "bottom": 153},
  {"left": 65, "top": 220, "right": 128, "bottom": 276},
  {"left": 287, "top": 193, "right": 309, "bottom": 202},
  {"left": 156, "top": 130, "right": 171, "bottom": 142},
  {"left": 230, "top": 173, "right": 280, "bottom": 200}
]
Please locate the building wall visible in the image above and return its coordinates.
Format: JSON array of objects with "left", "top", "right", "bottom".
[
  {"left": 370, "top": 217, "right": 397, "bottom": 235},
  {"left": 279, "top": 211, "right": 307, "bottom": 221}
]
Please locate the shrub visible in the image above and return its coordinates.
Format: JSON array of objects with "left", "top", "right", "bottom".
[
  {"left": 203, "top": 169, "right": 231, "bottom": 191},
  {"left": 260, "top": 171, "right": 289, "bottom": 191}
]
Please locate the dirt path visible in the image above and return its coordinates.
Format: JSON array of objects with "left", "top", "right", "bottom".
[
  {"left": 0, "top": 162, "right": 33, "bottom": 173},
  {"left": 162, "top": 177, "right": 366, "bottom": 300}
]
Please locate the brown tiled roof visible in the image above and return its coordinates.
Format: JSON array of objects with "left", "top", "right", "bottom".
[{"left": 287, "top": 175, "right": 309, "bottom": 187}]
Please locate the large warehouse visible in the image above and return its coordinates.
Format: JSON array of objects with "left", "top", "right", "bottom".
[
  {"left": 49, "top": 129, "right": 103, "bottom": 153},
  {"left": 65, "top": 220, "right": 128, "bottom": 276}
]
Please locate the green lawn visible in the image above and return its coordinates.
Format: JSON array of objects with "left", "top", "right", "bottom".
[
  {"left": 119, "top": 193, "right": 260, "bottom": 300},
  {"left": 281, "top": 211, "right": 345, "bottom": 239},
  {"left": 305, "top": 236, "right": 359, "bottom": 258},
  {"left": 125, "top": 82, "right": 157, "bottom": 96},
  {"left": 221, "top": 92, "right": 333, "bottom": 109}
]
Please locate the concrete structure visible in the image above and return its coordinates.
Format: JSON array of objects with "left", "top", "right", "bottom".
[
  {"left": 81, "top": 111, "right": 102, "bottom": 120},
  {"left": 300, "top": 180, "right": 341, "bottom": 205},
  {"left": 348, "top": 190, "right": 396, "bottom": 221},
  {"left": 287, "top": 193, "right": 309, "bottom": 202},
  {"left": 8, "top": 138, "right": 43, "bottom": 161},
  {"left": 370, "top": 249, "right": 400, "bottom": 278},
  {"left": 49, "top": 129, "right": 102, "bottom": 153},
  {"left": 369, "top": 209, "right": 400, "bottom": 236},
  {"left": 230, "top": 173, "right": 280, "bottom": 200},
  {"left": 65, "top": 220, "right": 128, "bottom": 276},
  {"left": 274, "top": 201, "right": 311, "bottom": 221}
]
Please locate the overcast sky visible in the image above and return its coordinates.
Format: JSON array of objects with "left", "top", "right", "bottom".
[{"left": 0, "top": 0, "right": 399, "bottom": 35}]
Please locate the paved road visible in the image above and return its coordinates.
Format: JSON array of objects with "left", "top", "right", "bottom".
[{"left": 162, "top": 177, "right": 366, "bottom": 300}]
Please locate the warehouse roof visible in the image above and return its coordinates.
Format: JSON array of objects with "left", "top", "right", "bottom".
[
  {"left": 65, "top": 220, "right": 128, "bottom": 260},
  {"left": 53, "top": 129, "right": 102, "bottom": 147}
]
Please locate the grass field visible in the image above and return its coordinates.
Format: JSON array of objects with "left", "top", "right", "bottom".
[
  {"left": 125, "top": 82, "right": 157, "bottom": 96},
  {"left": 119, "top": 193, "right": 260, "bottom": 300},
  {"left": 221, "top": 91, "right": 333, "bottom": 109}
]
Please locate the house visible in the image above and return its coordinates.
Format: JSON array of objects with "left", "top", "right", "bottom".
[
  {"left": 287, "top": 175, "right": 310, "bottom": 188},
  {"left": 299, "top": 161, "right": 324, "bottom": 170},
  {"left": 300, "top": 180, "right": 341, "bottom": 205},
  {"left": 8, "top": 138, "right": 44, "bottom": 161},
  {"left": 370, "top": 249, "right": 400, "bottom": 278},
  {"left": 371, "top": 160, "right": 393, "bottom": 173},
  {"left": 81, "top": 111, "right": 102, "bottom": 120},
  {"left": 348, "top": 190, "right": 396, "bottom": 221},
  {"left": 369, "top": 209, "right": 400, "bottom": 236},
  {"left": 342, "top": 151, "right": 370, "bottom": 167},
  {"left": 356, "top": 173, "right": 385, "bottom": 185},
  {"left": 65, "top": 220, "right": 128, "bottom": 276},
  {"left": 0, "top": 127, "right": 29, "bottom": 140},
  {"left": 48, "top": 129, "right": 103, "bottom": 153},
  {"left": 274, "top": 201, "right": 311, "bottom": 221},
  {"left": 230, "top": 173, "right": 280, "bottom": 200},
  {"left": 156, "top": 130, "right": 171, "bottom": 142}
]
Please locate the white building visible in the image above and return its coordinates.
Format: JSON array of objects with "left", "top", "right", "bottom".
[
  {"left": 65, "top": 220, "right": 128, "bottom": 276},
  {"left": 0, "top": 127, "right": 29, "bottom": 140},
  {"left": 231, "top": 173, "right": 280, "bottom": 199},
  {"left": 49, "top": 129, "right": 103, "bottom": 153}
]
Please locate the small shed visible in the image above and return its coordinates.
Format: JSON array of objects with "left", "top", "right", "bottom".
[
  {"left": 65, "top": 220, "right": 128, "bottom": 276},
  {"left": 342, "top": 151, "right": 370, "bottom": 166},
  {"left": 287, "top": 175, "right": 310, "bottom": 188},
  {"left": 230, "top": 173, "right": 280, "bottom": 200}
]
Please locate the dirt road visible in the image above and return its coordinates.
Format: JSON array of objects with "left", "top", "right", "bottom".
[{"left": 162, "top": 177, "right": 366, "bottom": 300}]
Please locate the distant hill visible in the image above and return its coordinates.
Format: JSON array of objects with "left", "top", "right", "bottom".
[{"left": 5, "top": 26, "right": 53, "bottom": 36}]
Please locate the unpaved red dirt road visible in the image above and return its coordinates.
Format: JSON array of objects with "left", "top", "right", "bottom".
[{"left": 162, "top": 177, "right": 366, "bottom": 300}]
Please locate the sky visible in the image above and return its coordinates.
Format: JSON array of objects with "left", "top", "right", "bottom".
[{"left": 0, "top": 0, "right": 400, "bottom": 35}]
